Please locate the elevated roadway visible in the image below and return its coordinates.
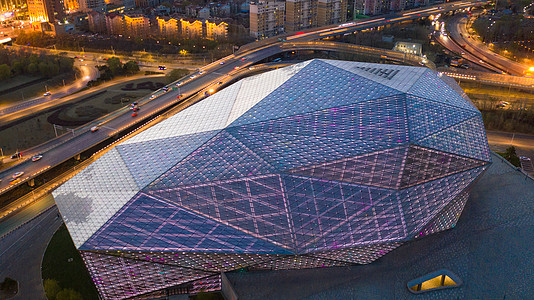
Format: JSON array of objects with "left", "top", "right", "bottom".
[{"left": 446, "top": 12, "right": 528, "bottom": 75}]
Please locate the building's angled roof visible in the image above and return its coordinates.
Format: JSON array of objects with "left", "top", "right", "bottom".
[
  {"left": 226, "top": 152, "right": 534, "bottom": 299},
  {"left": 53, "top": 59, "right": 490, "bottom": 254}
]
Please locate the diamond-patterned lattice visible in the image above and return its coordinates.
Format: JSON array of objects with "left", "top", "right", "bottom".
[
  {"left": 416, "top": 190, "right": 470, "bottom": 238},
  {"left": 407, "top": 94, "right": 477, "bottom": 141},
  {"left": 287, "top": 146, "right": 408, "bottom": 189},
  {"left": 229, "top": 60, "right": 401, "bottom": 127},
  {"left": 53, "top": 59, "right": 491, "bottom": 300},
  {"left": 417, "top": 115, "right": 491, "bottom": 161},
  {"left": 81, "top": 251, "right": 216, "bottom": 300},
  {"left": 400, "top": 145, "right": 486, "bottom": 188},
  {"left": 82, "top": 192, "right": 291, "bottom": 254}
]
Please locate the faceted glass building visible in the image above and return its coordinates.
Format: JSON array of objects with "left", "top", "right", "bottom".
[{"left": 53, "top": 59, "right": 491, "bottom": 300}]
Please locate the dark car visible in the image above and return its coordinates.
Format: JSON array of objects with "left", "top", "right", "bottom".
[{"left": 158, "top": 66, "right": 166, "bottom": 70}]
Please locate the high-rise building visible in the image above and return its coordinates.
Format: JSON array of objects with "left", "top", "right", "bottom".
[
  {"left": 78, "top": 0, "right": 104, "bottom": 13},
  {"left": 54, "top": 59, "right": 491, "bottom": 300},
  {"left": 123, "top": 14, "right": 149, "bottom": 37},
  {"left": 317, "top": 0, "right": 346, "bottom": 26},
  {"left": 27, "top": 0, "right": 65, "bottom": 23},
  {"left": 285, "top": 0, "right": 316, "bottom": 32},
  {"left": 249, "top": 0, "right": 285, "bottom": 38}
]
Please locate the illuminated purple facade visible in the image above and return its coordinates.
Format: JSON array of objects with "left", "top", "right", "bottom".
[{"left": 53, "top": 59, "right": 491, "bottom": 299}]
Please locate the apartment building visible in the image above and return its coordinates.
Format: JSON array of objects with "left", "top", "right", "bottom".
[
  {"left": 64, "top": 0, "right": 78, "bottom": 12},
  {"left": 88, "top": 10, "right": 106, "bottom": 33},
  {"left": 205, "top": 20, "right": 228, "bottom": 40},
  {"left": 250, "top": 0, "right": 285, "bottom": 38},
  {"left": 78, "top": 0, "right": 104, "bottom": 12},
  {"left": 317, "top": 0, "right": 346, "bottom": 26},
  {"left": 180, "top": 18, "right": 203, "bottom": 38},
  {"left": 124, "top": 14, "right": 149, "bottom": 37},
  {"left": 27, "top": 0, "right": 65, "bottom": 23},
  {"left": 157, "top": 16, "right": 179, "bottom": 38},
  {"left": 105, "top": 12, "right": 124, "bottom": 35},
  {"left": 285, "top": 0, "right": 316, "bottom": 32}
]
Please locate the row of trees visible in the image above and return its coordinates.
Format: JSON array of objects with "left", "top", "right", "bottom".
[
  {"left": 0, "top": 47, "right": 74, "bottom": 80},
  {"left": 165, "top": 68, "right": 190, "bottom": 83},
  {"left": 472, "top": 14, "right": 534, "bottom": 44},
  {"left": 497, "top": 146, "right": 521, "bottom": 168},
  {"left": 44, "top": 279, "right": 83, "bottom": 300},
  {"left": 88, "top": 57, "right": 139, "bottom": 86},
  {"left": 481, "top": 109, "right": 534, "bottom": 134},
  {"left": 14, "top": 30, "right": 238, "bottom": 56}
]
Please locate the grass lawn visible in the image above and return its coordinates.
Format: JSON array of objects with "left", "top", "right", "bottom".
[
  {"left": 0, "top": 71, "right": 77, "bottom": 106},
  {"left": 41, "top": 224, "right": 99, "bottom": 300}
]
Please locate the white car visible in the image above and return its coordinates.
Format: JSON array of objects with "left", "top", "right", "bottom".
[
  {"left": 31, "top": 155, "right": 43, "bottom": 162},
  {"left": 12, "top": 172, "right": 24, "bottom": 179},
  {"left": 91, "top": 126, "right": 99, "bottom": 132},
  {"left": 43, "top": 92, "right": 51, "bottom": 96}
]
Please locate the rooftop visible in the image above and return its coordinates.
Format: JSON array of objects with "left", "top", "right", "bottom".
[{"left": 226, "top": 152, "right": 534, "bottom": 299}]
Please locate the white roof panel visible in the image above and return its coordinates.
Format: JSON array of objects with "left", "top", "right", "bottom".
[
  {"left": 321, "top": 59, "right": 426, "bottom": 92},
  {"left": 53, "top": 148, "right": 140, "bottom": 248},
  {"left": 124, "top": 81, "right": 243, "bottom": 144},
  {"left": 226, "top": 61, "right": 312, "bottom": 126}
]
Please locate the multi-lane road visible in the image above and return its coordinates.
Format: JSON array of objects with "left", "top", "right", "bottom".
[{"left": 445, "top": 12, "right": 527, "bottom": 75}]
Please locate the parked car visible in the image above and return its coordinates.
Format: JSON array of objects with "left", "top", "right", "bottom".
[
  {"left": 158, "top": 66, "right": 166, "bottom": 70},
  {"left": 10, "top": 152, "right": 21, "bottom": 159},
  {"left": 43, "top": 92, "right": 51, "bottom": 96}
]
